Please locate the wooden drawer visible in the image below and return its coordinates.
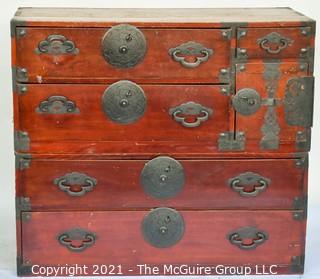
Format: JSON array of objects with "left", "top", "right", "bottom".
[
  {"left": 15, "top": 84, "right": 231, "bottom": 152},
  {"left": 18, "top": 210, "right": 305, "bottom": 276},
  {"left": 236, "top": 27, "right": 314, "bottom": 59},
  {"left": 15, "top": 27, "right": 231, "bottom": 84},
  {"left": 17, "top": 157, "right": 306, "bottom": 210}
]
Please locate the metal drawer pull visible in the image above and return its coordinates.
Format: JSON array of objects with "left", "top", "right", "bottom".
[
  {"left": 35, "top": 34, "right": 79, "bottom": 55},
  {"left": 228, "top": 172, "right": 270, "bottom": 197},
  {"left": 58, "top": 228, "right": 96, "bottom": 252},
  {"left": 169, "top": 101, "right": 213, "bottom": 128},
  {"left": 169, "top": 41, "right": 213, "bottom": 68},
  {"left": 228, "top": 226, "right": 268, "bottom": 250},
  {"left": 257, "top": 32, "right": 293, "bottom": 54},
  {"left": 54, "top": 172, "right": 97, "bottom": 197},
  {"left": 36, "top": 96, "right": 79, "bottom": 114}
]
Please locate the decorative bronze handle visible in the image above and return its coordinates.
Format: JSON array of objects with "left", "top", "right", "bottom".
[
  {"left": 228, "top": 226, "right": 268, "bottom": 250},
  {"left": 169, "top": 41, "right": 213, "bottom": 68},
  {"left": 36, "top": 96, "right": 79, "bottom": 114},
  {"left": 257, "top": 32, "right": 293, "bottom": 54},
  {"left": 58, "top": 228, "right": 96, "bottom": 252},
  {"left": 36, "top": 34, "right": 79, "bottom": 55},
  {"left": 169, "top": 101, "right": 213, "bottom": 128},
  {"left": 228, "top": 172, "right": 270, "bottom": 197},
  {"left": 54, "top": 172, "right": 97, "bottom": 197}
]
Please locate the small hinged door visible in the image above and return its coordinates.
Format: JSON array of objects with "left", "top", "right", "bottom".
[{"left": 234, "top": 62, "right": 314, "bottom": 152}]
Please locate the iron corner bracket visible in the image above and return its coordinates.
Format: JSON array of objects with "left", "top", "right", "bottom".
[
  {"left": 15, "top": 154, "right": 32, "bottom": 170},
  {"left": 295, "top": 154, "right": 309, "bottom": 169},
  {"left": 14, "top": 130, "right": 30, "bottom": 152},
  {"left": 290, "top": 255, "right": 305, "bottom": 274},
  {"left": 17, "top": 256, "right": 32, "bottom": 276},
  {"left": 292, "top": 208, "right": 307, "bottom": 221},
  {"left": 293, "top": 195, "right": 308, "bottom": 210},
  {"left": 218, "top": 131, "right": 246, "bottom": 151},
  {"left": 10, "top": 18, "right": 26, "bottom": 38},
  {"left": 16, "top": 197, "right": 31, "bottom": 221},
  {"left": 296, "top": 129, "right": 311, "bottom": 151}
]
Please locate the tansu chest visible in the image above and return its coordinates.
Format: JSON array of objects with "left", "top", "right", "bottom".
[{"left": 12, "top": 7, "right": 314, "bottom": 277}]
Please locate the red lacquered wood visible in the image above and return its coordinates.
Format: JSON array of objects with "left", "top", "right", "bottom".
[
  {"left": 237, "top": 27, "right": 313, "bottom": 59},
  {"left": 18, "top": 158, "right": 305, "bottom": 210},
  {"left": 235, "top": 62, "right": 310, "bottom": 152},
  {"left": 15, "top": 27, "right": 231, "bottom": 84},
  {"left": 21, "top": 210, "right": 305, "bottom": 275},
  {"left": 17, "top": 84, "right": 231, "bottom": 150}
]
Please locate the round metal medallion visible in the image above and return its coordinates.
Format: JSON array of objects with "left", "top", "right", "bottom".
[
  {"left": 102, "top": 24, "right": 147, "bottom": 68},
  {"left": 102, "top": 80, "right": 146, "bottom": 124},
  {"left": 140, "top": 156, "right": 185, "bottom": 199},
  {"left": 232, "top": 88, "right": 261, "bottom": 116},
  {"left": 141, "top": 207, "right": 185, "bottom": 248}
]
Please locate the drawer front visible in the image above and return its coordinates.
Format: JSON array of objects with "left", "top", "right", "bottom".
[
  {"left": 234, "top": 62, "right": 313, "bottom": 152},
  {"left": 18, "top": 157, "right": 306, "bottom": 210},
  {"left": 15, "top": 27, "right": 231, "bottom": 84},
  {"left": 16, "top": 84, "right": 231, "bottom": 150},
  {"left": 237, "top": 27, "right": 313, "bottom": 59},
  {"left": 20, "top": 210, "right": 305, "bottom": 275}
]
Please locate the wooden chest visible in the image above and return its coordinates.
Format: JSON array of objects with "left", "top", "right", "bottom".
[{"left": 12, "top": 7, "right": 315, "bottom": 276}]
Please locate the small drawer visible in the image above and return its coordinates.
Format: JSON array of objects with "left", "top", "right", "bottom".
[
  {"left": 17, "top": 157, "right": 306, "bottom": 210},
  {"left": 237, "top": 27, "right": 313, "bottom": 59},
  {"left": 15, "top": 27, "right": 231, "bottom": 84},
  {"left": 19, "top": 210, "right": 305, "bottom": 276},
  {"left": 15, "top": 83, "right": 232, "bottom": 153}
]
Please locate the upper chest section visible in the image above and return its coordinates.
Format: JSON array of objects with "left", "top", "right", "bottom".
[{"left": 12, "top": 8, "right": 315, "bottom": 84}]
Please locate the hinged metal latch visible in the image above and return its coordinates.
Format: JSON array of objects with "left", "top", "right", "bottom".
[{"left": 218, "top": 132, "right": 246, "bottom": 151}]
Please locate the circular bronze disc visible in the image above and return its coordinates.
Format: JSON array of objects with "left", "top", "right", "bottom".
[
  {"left": 141, "top": 208, "right": 185, "bottom": 248},
  {"left": 102, "top": 24, "right": 147, "bottom": 68}
]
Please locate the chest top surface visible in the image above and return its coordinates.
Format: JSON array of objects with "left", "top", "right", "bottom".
[{"left": 13, "top": 7, "right": 314, "bottom": 25}]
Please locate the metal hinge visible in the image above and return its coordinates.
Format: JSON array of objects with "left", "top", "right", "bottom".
[
  {"left": 14, "top": 130, "right": 30, "bottom": 152},
  {"left": 290, "top": 255, "right": 305, "bottom": 274},
  {"left": 15, "top": 154, "right": 32, "bottom": 170},
  {"left": 218, "top": 131, "right": 246, "bottom": 151},
  {"left": 16, "top": 197, "right": 31, "bottom": 221},
  {"left": 16, "top": 256, "right": 32, "bottom": 276}
]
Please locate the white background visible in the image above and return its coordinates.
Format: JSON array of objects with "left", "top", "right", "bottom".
[{"left": 0, "top": 0, "right": 319, "bottom": 278}]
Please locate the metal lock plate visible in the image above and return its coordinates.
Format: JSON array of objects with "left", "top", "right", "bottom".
[
  {"left": 101, "top": 24, "right": 147, "bottom": 68},
  {"left": 232, "top": 88, "right": 261, "bottom": 115},
  {"left": 140, "top": 156, "right": 185, "bottom": 199},
  {"left": 102, "top": 80, "right": 146, "bottom": 124},
  {"left": 284, "top": 77, "right": 314, "bottom": 127},
  {"left": 141, "top": 207, "right": 185, "bottom": 248}
]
